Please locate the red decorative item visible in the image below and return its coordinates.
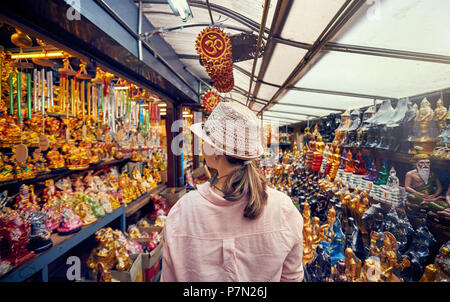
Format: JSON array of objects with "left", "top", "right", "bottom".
[
  {"left": 201, "top": 89, "right": 221, "bottom": 114},
  {"left": 0, "top": 210, "right": 35, "bottom": 267},
  {"left": 195, "top": 27, "right": 234, "bottom": 93}
]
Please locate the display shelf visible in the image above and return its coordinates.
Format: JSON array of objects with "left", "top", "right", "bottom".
[
  {"left": 125, "top": 184, "right": 167, "bottom": 218},
  {"left": 0, "top": 158, "right": 132, "bottom": 190},
  {"left": 0, "top": 205, "right": 126, "bottom": 282},
  {"left": 355, "top": 147, "right": 450, "bottom": 170}
]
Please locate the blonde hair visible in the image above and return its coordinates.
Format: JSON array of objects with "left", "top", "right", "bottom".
[{"left": 216, "top": 156, "right": 268, "bottom": 219}]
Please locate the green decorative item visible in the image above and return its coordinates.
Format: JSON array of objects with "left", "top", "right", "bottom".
[
  {"left": 88, "top": 197, "right": 105, "bottom": 218},
  {"left": 9, "top": 73, "right": 13, "bottom": 115},
  {"left": 27, "top": 73, "right": 32, "bottom": 120},
  {"left": 17, "top": 72, "right": 21, "bottom": 123},
  {"left": 374, "top": 160, "right": 389, "bottom": 186}
]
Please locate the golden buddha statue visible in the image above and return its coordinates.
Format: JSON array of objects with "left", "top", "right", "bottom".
[
  {"left": 329, "top": 147, "right": 341, "bottom": 179},
  {"left": 302, "top": 224, "right": 314, "bottom": 266},
  {"left": 302, "top": 200, "right": 311, "bottom": 229},
  {"left": 311, "top": 216, "right": 322, "bottom": 249},
  {"left": 370, "top": 231, "right": 410, "bottom": 282},
  {"left": 434, "top": 99, "right": 448, "bottom": 131},
  {"left": 344, "top": 248, "right": 362, "bottom": 282},
  {"left": 334, "top": 110, "right": 352, "bottom": 145},
  {"left": 416, "top": 98, "right": 436, "bottom": 142},
  {"left": 349, "top": 188, "right": 360, "bottom": 218},
  {"left": 46, "top": 145, "right": 65, "bottom": 169}
]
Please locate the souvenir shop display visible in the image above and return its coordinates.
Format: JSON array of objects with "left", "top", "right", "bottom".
[
  {"left": 262, "top": 96, "right": 449, "bottom": 282},
  {"left": 0, "top": 24, "right": 170, "bottom": 281}
]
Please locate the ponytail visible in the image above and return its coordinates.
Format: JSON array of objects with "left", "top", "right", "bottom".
[{"left": 219, "top": 156, "right": 268, "bottom": 219}]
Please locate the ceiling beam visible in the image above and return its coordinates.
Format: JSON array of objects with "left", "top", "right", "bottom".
[
  {"left": 136, "top": 0, "right": 269, "bottom": 35},
  {"left": 262, "top": 114, "right": 306, "bottom": 122},
  {"left": 265, "top": 109, "right": 321, "bottom": 118},
  {"left": 248, "top": 0, "right": 295, "bottom": 109},
  {"left": 258, "top": 0, "right": 366, "bottom": 114}
]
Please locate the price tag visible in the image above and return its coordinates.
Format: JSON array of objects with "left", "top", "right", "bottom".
[
  {"left": 39, "top": 135, "right": 50, "bottom": 151},
  {"left": 15, "top": 144, "right": 28, "bottom": 163},
  {"left": 66, "top": 128, "right": 70, "bottom": 142}
]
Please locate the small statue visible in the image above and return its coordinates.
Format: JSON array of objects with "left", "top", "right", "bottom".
[
  {"left": 57, "top": 203, "right": 82, "bottom": 235},
  {"left": 373, "top": 160, "right": 389, "bottom": 186},
  {"left": 0, "top": 209, "right": 35, "bottom": 266},
  {"left": 379, "top": 232, "right": 411, "bottom": 282},
  {"left": 327, "top": 260, "right": 348, "bottom": 282},
  {"left": 344, "top": 151, "right": 355, "bottom": 173},
  {"left": 75, "top": 201, "right": 98, "bottom": 225},
  {"left": 354, "top": 151, "right": 368, "bottom": 175},
  {"left": 415, "top": 98, "right": 438, "bottom": 142},
  {"left": 405, "top": 147, "right": 442, "bottom": 227},
  {"left": 27, "top": 212, "right": 53, "bottom": 253},
  {"left": 15, "top": 184, "right": 40, "bottom": 216},
  {"left": 344, "top": 248, "right": 362, "bottom": 282},
  {"left": 302, "top": 224, "right": 315, "bottom": 265},
  {"left": 361, "top": 257, "right": 382, "bottom": 282},
  {"left": 46, "top": 145, "right": 65, "bottom": 169},
  {"left": 434, "top": 99, "right": 447, "bottom": 131},
  {"left": 305, "top": 244, "right": 331, "bottom": 282}
]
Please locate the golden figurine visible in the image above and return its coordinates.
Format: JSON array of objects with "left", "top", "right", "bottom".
[
  {"left": 302, "top": 200, "right": 311, "bottom": 229},
  {"left": 311, "top": 216, "right": 322, "bottom": 249},
  {"left": 46, "top": 145, "right": 65, "bottom": 169},
  {"left": 302, "top": 224, "right": 314, "bottom": 266},
  {"left": 419, "top": 264, "right": 439, "bottom": 282},
  {"left": 344, "top": 248, "right": 362, "bottom": 282},
  {"left": 75, "top": 202, "right": 97, "bottom": 225},
  {"left": 415, "top": 98, "right": 436, "bottom": 143},
  {"left": 370, "top": 231, "right": 410, "bottom": 282},
  {"left": 434, "top": 99, "right": 447, "bottom": 131},
  {"left": 349, "top": 188, "right": 360, "bottom": 218},
  {"left": 0, "top": 153, "right": 14, "bottom": 182}
]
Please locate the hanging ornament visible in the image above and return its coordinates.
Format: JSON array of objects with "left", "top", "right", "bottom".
[
  {"left": 32, "top": 39, "right": 55, "bottom": 67},
  {"left": 201, "top": 89, "right": 221, "bottom": 114},
  {"left": 195, "top": 26, "right": 234, "bottom": 93},
  {"left": 10, "top": 28, "right": 33, "bottom": 48}
]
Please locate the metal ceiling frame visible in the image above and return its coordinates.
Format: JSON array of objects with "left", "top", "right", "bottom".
[
  {"left": 137, "top": 0, "right": 450, "bottom": 123},
  {"left": 94, "top": 0, "right": 199, "bottom": 98},
  {"left": 136, "top": 0, "right": 271, "bottom": 35},
  {"left": 248, "top": 0, "right": 294, "bottom": 109},
  {"left": 246, "top": 0, "right": 271, "bottom": 105},
  {"left": 265, "top": 109, "right": 321, "bottom": 118},
  {"left": 258, "top": 0, "right": 364, "bottom": 114}
]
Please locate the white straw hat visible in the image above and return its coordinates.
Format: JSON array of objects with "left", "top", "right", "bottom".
[{"left": 190, "top": 101, "right": 264, "bottom": 159}]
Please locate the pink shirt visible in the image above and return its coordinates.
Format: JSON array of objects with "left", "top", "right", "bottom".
[{"left": 161, "top": 182, "right": 304, "bottom": 282}]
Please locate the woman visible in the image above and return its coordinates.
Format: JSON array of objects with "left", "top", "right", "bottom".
[{"left": 161, "top": 102, "right": 304, "bottom": 282}]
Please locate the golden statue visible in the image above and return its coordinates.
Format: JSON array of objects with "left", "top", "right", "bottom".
[
  {"left": 370, "top": 231, "right": 410, "bottom": 282},
  {"left": 302, "top": 224, "right": 314, "bottom": 265},
  {"left": 311, "top": 216, "right": 322, "bottom": 249},
  {"left": 434, "top": 99, "right": 448, "bottom": 131},
  {"left": 46, "top": 145, "right": 65, "bottom": 169},
  {"left": 302, "top": 200, "right": 311, "bottom": 229},
  {"left": 349, "top": 188, "right": 360, "bottom": 218},
  {"left": 344, "top": 248, "right": 362, "bottom": 282},
  {"left": 419, "top": 264, "right": 439, "bottom": 282},
  {"left": 416, "top": 98, "right": 436, "bottom": 142},
  {"left": 75, "top": 202, "right": 97, "bottom": 225}
]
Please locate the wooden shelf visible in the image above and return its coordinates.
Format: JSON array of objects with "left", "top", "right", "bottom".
[{"left": 350, "top": 147, "right": 450, "bottom": 170}]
